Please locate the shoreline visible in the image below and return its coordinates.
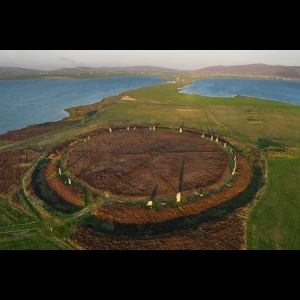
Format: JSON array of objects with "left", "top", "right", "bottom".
[
  {"left": 0, "top": 76, "right": 166, "bottom": 135},
  {"left": 42, "top": 76, "right": 73, "bottom": 79},
  {"left": 2, "top": 77, "right": 300, "bottom": 136}
]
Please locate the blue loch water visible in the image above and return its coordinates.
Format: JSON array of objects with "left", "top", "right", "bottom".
[
  {"left": 0, "top": 76, "right": 167, "bottom": 135},
  {"left": 181, "top": 78, "right": 300, "bottom": 106}
]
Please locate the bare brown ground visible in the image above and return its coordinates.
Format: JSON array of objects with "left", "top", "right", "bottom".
[
  {"left": 120, "top": 96, "right": 137, "bottom": 101},
  {"left": 71, "top": 205, "right": 246, "bottom": 250},
  {"left": 94, "top": 151, "right": 250, "bottom": 225},
  {"left": 67, "top": 129, "right": 229, "bottom": 197}
]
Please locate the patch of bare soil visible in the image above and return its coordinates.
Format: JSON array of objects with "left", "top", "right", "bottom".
[
  {"left": 67, "top": 129, "right": 229, "bottom": 197},
  {"left": 93, "top": 150, "right": 251, "bottom": 226},
  {"left": 120, "top": 96, "right": 137, "bottom": 101}
]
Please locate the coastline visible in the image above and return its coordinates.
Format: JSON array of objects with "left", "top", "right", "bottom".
[
  {"left": 0, "top": 76, "right": 168, "bottom": 136},
  {"left": 42, "top": 76, "right": 72, "bottom": 79}
]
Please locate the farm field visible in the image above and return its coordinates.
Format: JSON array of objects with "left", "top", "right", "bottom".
[{"left": 0, "top": 80, "right": 299, "bottom": 250}]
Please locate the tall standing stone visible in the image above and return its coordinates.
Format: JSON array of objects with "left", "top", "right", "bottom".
[{"left": 232, "top": 160, "right": 237, "bottom": 175}]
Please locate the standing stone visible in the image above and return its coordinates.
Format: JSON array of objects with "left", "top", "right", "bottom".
[
  {"left": 232, "top": 161, "right": 237, "bottom": 175},
  {"left": 216, "top": 137, "right": 218, "bottom": 142},
  {"left": 109, "top": 128, "right": 112, "bottom": 132},
  {"left": 134, "top": 126, "right": 136, "bottom": 130},
  {"left": 224, "top": 142, "right": 227, "bottom": 147},
  {"left": 150, "top": 126, "right": 152, "bottom": 130},
  {"left": 179, "top": 128, "right": 182, "bottom": 133},
  {"left": 68, "top": 178, "right": 71, "bottom": 184},
  {"left": 153, "top": 126, "right": 155, "bottom": 130},
  {"left": 59, "top": 168, "right": 61, "bottom": 175},
  {"left": 202, "top": 133, "right": 204, "bottom": 138},
  {"left": 127, "top": 126, "right": 129, "bottom": 130},
  {"left": 176, "top": 192, "right": 181, "bottom": 202},
  {"left": 210, "top": 135, "right": 213, "bottom": 141}
]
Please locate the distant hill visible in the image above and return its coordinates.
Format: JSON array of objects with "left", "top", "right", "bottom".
[
  {"left": 109, "top": 66, "right": 179, "bottom": 72},
  {"left": 193, "top": 63, "right": 300, "bottom": 79},
  {"left": 1, "top": 64, "right": 300, "bottom": 79},
  {"left": 0, "top": 67, "right": 42, "bottom": 74},
  {"left": 0, "top": 65, "right": 185, "bottom": 80},
  {"left": 0, "top": 65, "right": 178, "bottom": 74},
  {"left": 54, "top": 66, "right": 179, "bottom": 73}
]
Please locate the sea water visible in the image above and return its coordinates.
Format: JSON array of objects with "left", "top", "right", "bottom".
[
  {"left": 0, "top": 76, "right": 167, "bottom": 135},
  {"left": 180, "top": 78, "right": 300, "bottom": 106}
]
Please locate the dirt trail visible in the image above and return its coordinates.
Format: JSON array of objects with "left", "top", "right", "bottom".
[{"left": 203, "top": 106, "right": 233, "bottom": 135}]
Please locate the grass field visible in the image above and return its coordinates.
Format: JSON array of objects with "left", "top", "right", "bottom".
[
  {"left": 246, "top": 157, "right": 300, "bottom": 250},
  {"left": 1, "top": 79, "right": 300, "bottom": 249}
]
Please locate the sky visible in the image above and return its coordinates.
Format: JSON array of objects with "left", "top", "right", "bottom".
[{"left": 0, "top": 50, "right": 299, "bottom": 71}]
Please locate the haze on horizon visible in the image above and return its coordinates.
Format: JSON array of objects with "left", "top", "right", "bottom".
[{"left": 0, "top": 50, "right": 300, "bottom": 71}]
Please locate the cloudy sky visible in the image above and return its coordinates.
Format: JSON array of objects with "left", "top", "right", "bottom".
[{"left": 0, "top": 50, "right": 299, "bottom": 71}]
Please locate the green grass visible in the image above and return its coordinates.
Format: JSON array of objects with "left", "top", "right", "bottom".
[
  {"left": 0, "top": 197, "right": 37, "bottom": 227},
  {"left": 246, "top": 157, "right": 300, "bottom": 250},
  {"left": 98, "top": 83, "right": 300, "bottom": 148},
  {"left": 0, "top": 229, "right": 73, "bottom": 250}
]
